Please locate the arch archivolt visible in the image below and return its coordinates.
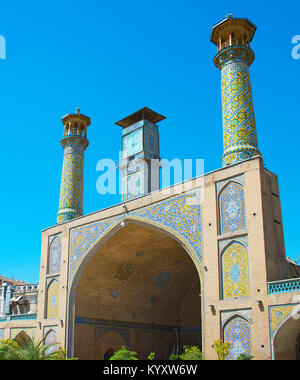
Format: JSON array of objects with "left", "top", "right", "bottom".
[
  {"left": 269, "top": 303, "right": 300, "bottom": 359},
  {"left": 66, "top": 191, "right": 203, "bottom": 357}
]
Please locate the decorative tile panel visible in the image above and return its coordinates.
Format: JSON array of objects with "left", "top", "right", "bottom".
[
  {"left": 268, "top": 304, "right": 300, "bottom": 359},
  {"left": 0, "top": 328, "right": 4, "bottom": 340},
  {"left": 47, "top": 278, "right": 59, "bottom": 319},
  {"left": 69, "top": 190, "right": 202, "bottom": 282},
  {"left": 221, "top": 241, "right": 249, "bottom": 299},
  {"left": 221, "top": 309, "right": 252, "bottom": 326},
  {"left": 223, "top": 316, "right": 251, "bottom": 360},
  {"left": 48, "top": 235, "right": 62, "bottom": 274},
  {"left": 57, "top": 136, "right": 89, "bottom": 224},
  {"left": 44, "top": 328, "right": 58, "bottom": 354},
  {"left": 69, "top": 216, "right": 123, "bottom": 280},
  {"left": 10, "top": 328, "right": 36, "bottom": 341},
  {"left": 219, "top": 181, "right": 246, "bottom": 234}
]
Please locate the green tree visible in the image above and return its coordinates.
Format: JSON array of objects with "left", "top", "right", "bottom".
[
  {"left": 109, "top": 346, "right": 139, "bottom": 360},
  {"left": 213, "top": 340, "right": 231, "bottom": 360},
  {"left": 179, "top": 345, "right": 204, "bottom": 360}
]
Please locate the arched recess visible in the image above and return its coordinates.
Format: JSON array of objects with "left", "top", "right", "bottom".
[
  {"left": 273, "top": 314, "right": 300, "bottom": 360},
  {"left": 67, "top": 216, "right": 203, "bottom": 359},
  {"left": 218, "top": 181, "right": 246, "bottom": 235},
  {"left": 223, "top": 315, "right": 251, "bottom": 360},
  {"left": 44, "top": 329, "right": 58, "bottom": 354},
  {"left": 94, "top": 330, "right": 127, "bottom": 360},
  {"left": 220, "top": 240, "right": 250, "bottom": 299},
  {"left": 14, "top": 330, "right": 32, "bottom": 345}
]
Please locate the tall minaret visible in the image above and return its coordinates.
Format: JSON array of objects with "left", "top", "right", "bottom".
[
  {"left": 57, "top": 108, "right": 90, "bottom": 224},
  {"left": 210, "top": 15, "right": 261, "bottom": 166}
]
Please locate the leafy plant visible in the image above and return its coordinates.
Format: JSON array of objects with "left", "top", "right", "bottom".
[
  {"left": 169, "top": 353, "right": 179, "bottom": 360},
  {"left": 148, "top": 352, "right": 155, "bottom": 360},
  {"left": 236, "top": 353, "right": 254, "bottom": 360},
  {"left": 179, "top": 345, "right": 204, "bottom": 360},
  {"left": 213, "top": 340, "right": 231, "bottom": 360},
  {"left": 0, "top": 335, "right": 70, "bottom": 360},
  {"left": 109, "top": 346, "right": 138, "bottom": 360}
]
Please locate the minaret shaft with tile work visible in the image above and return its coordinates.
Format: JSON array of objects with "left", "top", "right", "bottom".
[
  {"left": 57, "top": 108, "right": 90, "bottom": 224},
  {"left": 211, "top": 16, "right": 261, "bottom": 166}
]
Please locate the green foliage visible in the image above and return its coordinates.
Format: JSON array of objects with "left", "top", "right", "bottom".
[
  {"left": 168, "top": 353, "right": 179, "bottom": 360},
  {"left": 0, "top": 335, "right": 76, "bottom": 360},
  {"left": 179, "top": 345, "right": 204, "bottom": 360},
  {"left": 148, "top": 352, "right": 155, "bottom": 360},
  {"left": 109, "top": 346, "right": 139, "bottom": 360},
  {"left": 213, "top": 340, "right": 231, "bottom": 360},
  {"left": 236, "top": 353, "right": 254, "bottom": 360}
]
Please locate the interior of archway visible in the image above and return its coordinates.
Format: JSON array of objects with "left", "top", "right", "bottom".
[
  {"left": 74, "top": 222, "right": 201, "bottom": 360},
  {"left": 274, "top": 316, "right": 300, "bottom": 360}
]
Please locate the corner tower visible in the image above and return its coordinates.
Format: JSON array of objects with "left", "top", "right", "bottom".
[
  {"left": 116, "top": 107, "right": 165, "bottom": 202},
  {"left": 57, "top": 108, "right": 90, "bottom": 224},
  {"left": 210, "top": 15, "right": 261, "bottom": 166}
]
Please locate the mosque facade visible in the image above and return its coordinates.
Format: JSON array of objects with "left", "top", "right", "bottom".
[{"left": 0, "top": 15, "right": 300, "bottom": 360}]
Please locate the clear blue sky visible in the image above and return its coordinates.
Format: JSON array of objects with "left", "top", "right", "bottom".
[{"left": 0, "top": 0, "right": 299, "bottom": 283}]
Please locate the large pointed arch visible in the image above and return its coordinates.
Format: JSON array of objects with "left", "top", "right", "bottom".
[{"left": 67, "top": 215, "right": 203, "bottom": 358}]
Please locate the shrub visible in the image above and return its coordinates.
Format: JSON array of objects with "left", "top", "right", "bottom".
[
  {"left": 179, "top": 345, "right": 204, "bottom": 360},
  {"left": 236, "top": 353, "right": 254, "bottom": 360},
  {"left": 148, "top": 352, "right": 155, "bottom": 360},
  {"left": 213, "top": 340, "right": 231, "bottom": 360},
  {"left": 109, "top": 346, "right": 139, "bottom": 360},
  {"left": 169, "top": 353, "right": 179, "bottom": 360}
]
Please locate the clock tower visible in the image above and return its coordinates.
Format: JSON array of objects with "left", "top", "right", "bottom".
[{"left": 116, "top": 107, "right": 165, "bottom": 202}]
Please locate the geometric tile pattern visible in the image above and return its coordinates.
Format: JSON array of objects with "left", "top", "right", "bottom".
[
  {"left": 69, "top": 190, "right": 202, "bottom": 282},
  {"left": 10, "top": 328, "right": 36, "bottom": 341},
  {"left": 268, "top": 304, "right": 298, "bottom": 359},
  {"left": 223, "top": 316, "right": 251, "bottom": 360},
  {"left": 47, "top": 278, "right": 59, "bottom": 319},
  {"left": 0, "top": 328, "right": 4, "bottom": 340},
  {"left": 269, "top": 304, "right": 295, "bottom": 337},
  {"left": 214, "top": 44, "right": 260, "bottom": 166},
  {"left": 130, "top": 191, "right": 202, "bottom": 263},
  {"left": 221, "top": 309, "right": 252, "bottom": 327},
  {"left": 221, "top": 241, "right": 249, "bottom": 299},
  {"left": 69, "top": 216, "right": 122, "bottom": 280},
  {"left": 48, "top": 236, "right": 61, "bottom": 274},
  {"left": 57, "top": 136, "right": 89, "bottom": 224},
  {"left": 219, "top": 181, "right": 246, "bottom": 234}
]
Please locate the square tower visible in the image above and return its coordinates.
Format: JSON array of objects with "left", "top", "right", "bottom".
[{"left": 116, "top": 107, "right": 165, "bottom": 202}]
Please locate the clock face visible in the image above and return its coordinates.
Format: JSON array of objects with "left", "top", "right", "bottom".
[{"left": 121, "top": 128, "right": 143, "bottom": 159}]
